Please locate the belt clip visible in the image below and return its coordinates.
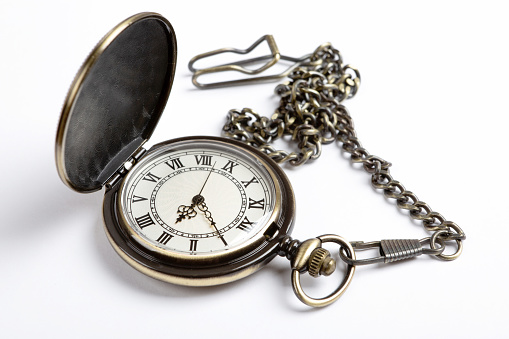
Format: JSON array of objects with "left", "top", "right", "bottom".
[{"left": 188, "top": 35, "right": 313, "bottom": 89}]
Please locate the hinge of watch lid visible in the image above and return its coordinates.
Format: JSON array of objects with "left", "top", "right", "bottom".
[{"left": 105, "top": 147, "right": 147, "bottom": 190}]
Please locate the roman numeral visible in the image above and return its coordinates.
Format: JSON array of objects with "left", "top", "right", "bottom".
[
  {"left": 248, "top": 198, "right": 265, "bottom": 209},
  {"left": 135, "top": 213, "right": 155, "bottom": 229},
  {"left": 221, "top": 160, "right": 239, "bottom": 174},
  {"left": 237, "top": 216, "right": 255, "bottom": 232},
  {"left": 195, "top": 155, "right": 212, "bottom": 166},
  {"left": 156, "top": 232, "right": 173, "bottom": 245},
  {"left": 242, "top": 176, "right": 259, "bottom": 188},
  {"left": 132, "top": 195, "right": 147, "bottom": 203},
  {"left": 143, "top": 172, "right": 160, "bottom": 183},
  {"left": 189, "top": 239, "right": 198, "bottom": 251},
  {"left": 165, "top": 158, "right": 184, "bottom": 170}
]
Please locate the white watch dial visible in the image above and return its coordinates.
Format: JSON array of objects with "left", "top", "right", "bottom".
[{"left": 119, "top": 140, "right": 276, "bottom": 256}]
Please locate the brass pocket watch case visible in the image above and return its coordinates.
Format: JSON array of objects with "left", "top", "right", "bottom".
[{"left": 55, "top": 12, "right": 295, "bottom": 286}]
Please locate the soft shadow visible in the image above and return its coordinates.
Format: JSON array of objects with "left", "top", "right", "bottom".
[
  {"left": 4, "top": 174, "right": 102, "bottom": 238},
  {"left": 93, "top": 215, "right": 256, "bottom": 299},
  {"left": 259, "top": 259, "right": 329, "bottom": 313}
]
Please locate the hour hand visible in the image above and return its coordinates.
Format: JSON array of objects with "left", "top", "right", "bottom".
[
  {"left": 175, "top": 195, "right": 205, "bottom": 224},
  {"left": 196, "top": 201, "right": 228, "bottom": 246},
  {"left": 176, "top": 204, "right": 197, "bottom": 223},
  {"left": 196, "top": 200, "right": 215, "bottom": 226}
]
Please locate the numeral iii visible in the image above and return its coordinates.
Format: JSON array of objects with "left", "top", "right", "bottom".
[{"left": 135, "top": 213, "right": 155, "bottom": 229}]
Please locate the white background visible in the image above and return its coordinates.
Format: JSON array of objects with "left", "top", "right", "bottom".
[{"left": 1, "top": 1, "right": 507, "bottom": 338}]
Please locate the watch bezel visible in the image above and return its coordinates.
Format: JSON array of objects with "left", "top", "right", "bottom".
[{"left": 103, "top": 136, "right": 295, "bottom": 286}]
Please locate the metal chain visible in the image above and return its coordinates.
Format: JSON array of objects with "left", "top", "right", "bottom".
[{"left": 223, "top": 42, "right": 465, "bottom": 262}]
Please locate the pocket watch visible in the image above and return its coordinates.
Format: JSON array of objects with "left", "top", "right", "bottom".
[
  {"left": 56, "top": 12, "right": 464, "bottom": 308},
  {"left": 55, "top": 13, "right": 295, "bottom": 288},
  {"left": 104, "top": 136, "right": 296, "bottom": 286}
]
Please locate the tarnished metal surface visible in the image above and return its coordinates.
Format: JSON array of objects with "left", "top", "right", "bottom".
[
  {"left": 56, "top": 13, "right": 176, "bottom": 192},
  {"left": 221, "top": 43, "right": 464, "bottom": 262}
]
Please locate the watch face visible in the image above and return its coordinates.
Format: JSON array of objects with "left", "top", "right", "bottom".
[{"left": 117, "top": 139, "right": 280, "bottom": 261}]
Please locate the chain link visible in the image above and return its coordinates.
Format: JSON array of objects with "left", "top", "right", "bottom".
[{"left": 222, "top": 42, "right": 465, "bottom": 261}]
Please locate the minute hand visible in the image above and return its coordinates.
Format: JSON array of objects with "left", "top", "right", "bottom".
[{"left": 197, "top": 162, "right": 216, "bottom": 196}]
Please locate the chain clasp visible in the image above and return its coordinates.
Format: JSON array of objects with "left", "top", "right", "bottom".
[{"left": 339, "top": 238, "right": 448, "bottom": 266}]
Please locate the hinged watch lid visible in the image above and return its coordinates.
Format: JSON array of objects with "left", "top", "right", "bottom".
[{"left": 55, "top": 12, "right": 177, "bottom": 193}]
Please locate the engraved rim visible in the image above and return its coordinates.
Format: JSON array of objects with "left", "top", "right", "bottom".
[{"left": 103, "top": 136, "right": 295, "bottom": 286}]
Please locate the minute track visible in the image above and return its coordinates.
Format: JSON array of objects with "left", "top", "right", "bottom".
[
  {"left": 149, "top": 166, "right": 249, "bottom": 239},
  {"left": 123, "top": 143, "right": 275, "bottom": 256}
]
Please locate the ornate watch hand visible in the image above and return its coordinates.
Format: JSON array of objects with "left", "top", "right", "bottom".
[
  {"left": 196, "top": 199, "right": 228, "bottom": 246},
  {"left": 176, "top": 204, "right": 197, "bottom": 223},
  {"left": 175, "top": 163, "right": 216, "bottom": 224},
  {"left": 196, "top": 199, "right": 215, "bottom": 225},
  {"left": 175, "top": 194, "right": 206, "bottom": 223}
]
